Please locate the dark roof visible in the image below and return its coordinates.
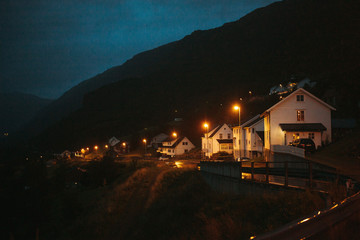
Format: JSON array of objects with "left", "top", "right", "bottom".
[
  {"left": 242, "top": 115, "right": 263, "bottom": 128},
  {"left": 216, "top": 139, "right": 233, "bottom": 144},
  {"left": 279, "top": 123, "right": 327, "bottom": 132},
  {"left": 160, "top": 137, "right": 185, "bottom": 148},
  {"left": 256, "top": 131, "right": 264, "bottom": 142},
  {"left": 209, "top": 125, "right": 222, "bottom": 138}
]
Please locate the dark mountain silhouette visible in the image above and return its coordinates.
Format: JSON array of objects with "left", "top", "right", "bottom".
[
  {"left": 26, "top": 0, "right": 360, "bottom": 150},
  {"left": 0, "top": 92, "right": 52, "bottom": 134}
]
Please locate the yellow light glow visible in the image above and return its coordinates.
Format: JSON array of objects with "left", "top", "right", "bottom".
[
  {"left": 94, "top": 145, "right": 98, "bottom": 150},
  {"left": 105, "top": 145, "right": 109, "bottom": 149},
  {"left": 172, "top": 132, "right": 177, "bottom": 137},
  {"left": 81, "top": 148, "right": 85, "bottom": 154},
  {"left": 122, "top": 142, "right": 126, "bottom": 147},
  {"left": 203, "top": 123, "right": 209, "bottom": 129},
  {"left": 233, "top": 105, "right": 240, "bottom": 111},
  {"left": 143, "top": 139, "right": 147, "bottom": 143},
  {"left": 86, "top": 147, "right": 89, "bottom": 151}
]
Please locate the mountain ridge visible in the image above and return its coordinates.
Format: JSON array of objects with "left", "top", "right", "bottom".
[{"left": 22, "top": 0, "right": 360, "bottom": 150}]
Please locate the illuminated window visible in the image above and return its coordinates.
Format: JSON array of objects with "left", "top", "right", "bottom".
[
  {"left": 297, "top": 95, "right": 304, "bottom": 101},
  {"left": 297, "top": 110, "right": 304, "bottom": 121}
]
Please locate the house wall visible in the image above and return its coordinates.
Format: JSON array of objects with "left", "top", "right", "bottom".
[
  {"left": 203, "top": 124, "right": 233, "bottom": 157},
  {"left": 269, "top": 90, "right": 332, "bottom": 148},
  {"left": 175, "top": 137, "right": 195, "bottom": 155},
  {"left": 233, "top": 126, "right": 244, "bottom": 159}
]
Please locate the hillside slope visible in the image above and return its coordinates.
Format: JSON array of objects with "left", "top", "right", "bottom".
[
  {"left": 0, "top": 92, "right": 52, "bottom": 134},
  {"left": 29, "top": 0, "right": 360, "bottom": 150}
]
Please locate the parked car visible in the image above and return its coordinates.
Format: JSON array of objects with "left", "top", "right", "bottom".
[
  {"left": 290, "top": 138, "right": 316, "bottom": 152},
  {"left": 159, "top": 156, "right": 169, "bottom": 161}
]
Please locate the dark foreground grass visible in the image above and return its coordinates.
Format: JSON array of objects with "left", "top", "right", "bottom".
[{"left": 47, "top": 165, "right": 325, "bottom": 240}]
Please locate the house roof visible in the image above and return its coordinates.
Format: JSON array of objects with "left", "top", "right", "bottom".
[
  {"left": 241, "top": 114, "right": 263, "bottom": 128},
  {"left": 160, "top": 137, "right": 185, "bottom": 148},
  {"left": 206, "top": 123, "right": 231, "bottom": 138},
  {"left": 261, "top": 88, "right": 336, "bottom": 117},
  {"left": 208, "top": 125, "right": 222, "bottom": 138},
  {"left": 279, "top": 123, "right": 327, "bottom": 132},
  {"left": 216, "top": 139, "right": 233, "bottom": 144}
]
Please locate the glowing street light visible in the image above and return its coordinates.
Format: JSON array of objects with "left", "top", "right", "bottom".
[
  {"left": 233, "top": 105, "right": 241, "bottom": 127},
  {"left": 105, "top": 144, "right": 109, "bottom": 149},
  {"left": 172, "top": 132, "right": 177, "bottom": 138},
  {"left": 203, "top": 123, "right": 209, "bottom": 159},
  {"left": 86, "top": 147, "right": 89, "bottom": 151},
  {"left": 94, "top": 145, "right": 98, "bottom": 150},
  {"left": 143, "top": 139, "right": 147, "bottom": 158},
  {"left": 234, "top": 105, "right": 242, "bottom": 160},
  {"left": 122, "top": 142, "right": 126, "bottom": 147}
]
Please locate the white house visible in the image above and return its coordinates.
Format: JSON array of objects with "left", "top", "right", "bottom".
[
  {"left": 149, "top": 133, "right": 169, "bottom": 149},
  {"left": 233, "top": 115, "right": 264, "bottom": 160},
  {"left": 157, "top": 136, "right": 195, "bottom": 157},
  {"left": 262, "top": 88, "right": 336, "bottom": 159},
  {"left": 202, "top": 123, "right": 233, "bottom": 158}
]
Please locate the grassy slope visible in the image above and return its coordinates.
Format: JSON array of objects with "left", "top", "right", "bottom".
[
  {"left": 46, "top": 163, "right": 325, "bottom": 240},
  {"left": 310, "top": 129, "right": 360, "bottom": 180}
]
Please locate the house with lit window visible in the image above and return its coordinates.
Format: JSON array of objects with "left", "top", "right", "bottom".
[
  {"left": 157, "top": 136, "right": 195, "bottom": 157},
  {"left": 202, "top": 123, "right": 233, "bottom": 158},
  {"left": 261, "top": 88, "right": 335, "bottom": 159},
  {"left": 233, "top": 115, "right": 264, "bottom": 160}
]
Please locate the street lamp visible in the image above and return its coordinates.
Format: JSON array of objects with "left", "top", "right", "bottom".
[
  {"left": 94, "top": 145, "right": 98, "bottom": 151},
  {"left": 203, "top": 123, "right": 209, "bottom": 159},
  {"left": 234, "top": 105, "right": 241, "bottom": 161},
  {"left": 172, "top": 132, "right": 177, "bottom": 138},
  {"left": 143, "top": 139, "right": 147, "bottom": 159}
]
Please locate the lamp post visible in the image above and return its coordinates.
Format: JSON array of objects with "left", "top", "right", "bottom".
[
  {"left": 172, "top": 132, "right": 177, "bottom": 138},
  {"left": 203, "top": 123, "right": 209, "bottom": 159},
  {"left": 142, "top": 139, "right": 147, "bottom": 159},
  {"left": 234, "top": 105, "right": 241, "bottom": 160}
]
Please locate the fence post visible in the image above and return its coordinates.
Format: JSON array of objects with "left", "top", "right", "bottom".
[
  {"left": 309, "top": 161, "right": 313, "bottom": 189},
  {"left": 239, "top": 161, "right": 242, "bottom": 181},
  {"left": 284, "top": 161, "right": 288, "bottom": 187},
  {"left": 266, "top": 162, "right": 269, "bottom": 184},
  {"left": 251, "top": 161, "right": 254, "bottom": 181}
]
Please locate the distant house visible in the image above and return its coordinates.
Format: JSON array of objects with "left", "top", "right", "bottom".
[
  {"left": 149, "top": 133, "right": 169, "bottom": 149},
  {"left": 233, "top": 115, "right": 264, "bottom": 160},
  {"left": 108, "top": 137, "right": 128, "bottom": 153},
  {"left": 262, "top": 88, "right": 336, "bottom": 159},
  {"left": 157, "top": 137, "right": 195, "bottom": 157},
  {"left": 202, "top": 123, "right": 233, "bottom": 158},
  {"left": 109, "top": 137, "right": 120, "bottom": 147}
]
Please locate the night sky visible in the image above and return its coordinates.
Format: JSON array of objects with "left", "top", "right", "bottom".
[{"left": 1, "top": 0, "right": 277, "bottom": 99}]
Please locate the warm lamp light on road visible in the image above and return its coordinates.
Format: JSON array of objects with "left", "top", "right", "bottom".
[
  {"left": 94, "top": 145, "right": 98, "bottom": 150},
  {"left": 233, "top": 105, "right": 240, "bottom": 111}
]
